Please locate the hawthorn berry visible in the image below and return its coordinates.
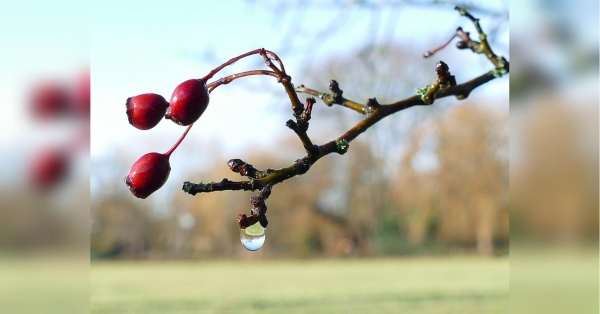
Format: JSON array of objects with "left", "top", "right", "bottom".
[
  {"left": 125, "top": 152, "right": 171, "bottom": 199},
  {"left": 29, "top": 148, "right": 70, "bottom": 191},
  {"left": 165, "top": 79, "right": 209, "bottom": 126},
  {"left": 125, "top": 124, "right": 192, "bottom": 199},
  {"left": 126, "top": 93, "right": 169, "bottom": 130}
]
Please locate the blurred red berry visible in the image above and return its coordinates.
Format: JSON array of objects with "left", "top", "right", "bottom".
[
  {"left": 125, "top": 152, "right": 171, "bottom": 199},
  {"left": 165, "top": 79, "right": 209, "bottom": 126},
  {"left": 29, "top": 81, "right": 71, "bottom": 120},
  {"left": 29, "top": 148, "right": 70, "bottom": 191},
  {"left": 126, "top": 93, "right": 169, "bottom": 130}
]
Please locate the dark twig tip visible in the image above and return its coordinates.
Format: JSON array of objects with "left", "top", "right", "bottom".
[
  {"left": 227, "top": 159, "right": 244, "bottom": 172},
  {"left": 182, "top": 181, "right": 197, "bottom": 195},
  {"left": 259, "top": 215, "right": 269, "bottom": 228},
  {"left": 286, "top": 119, "right": 297, "bottom": 130}
]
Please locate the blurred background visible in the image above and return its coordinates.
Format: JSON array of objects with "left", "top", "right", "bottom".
[
  {"left": 509, "top": 1, "right": 598, "bottom": 313},
  {"left": 89, "top": 0, "right": 510, "bottom": 312},
  {"left": 1, "top": 0, "right": 597, "bottom": 313},
  {"left": 0, "top": 1, "right": 90, "bottom": 314}
]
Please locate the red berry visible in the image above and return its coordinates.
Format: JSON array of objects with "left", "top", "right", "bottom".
[
  {"left": 126, "top": 93, "right": 169, "bottom": 130},
  {"left": 29, "top": 148, "right": 70, "bottom": 191},
  {"left": 29, "top": 81, "right": 71, "bottom": 120},
  {"left": 125, "top": 152, "right": 171, "bottom": 199},
  {"left": 165, "top": 79, "right": 209, "bottom": 126}
]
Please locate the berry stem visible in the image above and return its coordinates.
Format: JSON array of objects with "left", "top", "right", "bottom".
[
  {"left": 201, "top": 48, "right": 265, "bottom": 82},
  {"left": 424, "top": 33, "right": 458, "bottom": 57},
  {"left": 264, "top": 49, "right": 286, "bottom": 74},
  {"left": 164, "top": 124, "right": 193, "bottom": 157},
  {"left": 207, "top": 70, "right": 279, "bottom": 93}
]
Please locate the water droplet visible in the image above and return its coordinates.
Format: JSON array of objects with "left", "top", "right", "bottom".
[{"left": 240, "top": 222, "right": 266, "bottom": 251}]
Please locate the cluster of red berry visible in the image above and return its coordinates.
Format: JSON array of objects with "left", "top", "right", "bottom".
[
  {"left": 28, "top": 70, "right": 90, "bottom": 191},
  {"left": 124, "top": 49, "right": 272, "bottom": 199},
  {"left": 124, "top": 79, "right": 209, "bottom": 199}
]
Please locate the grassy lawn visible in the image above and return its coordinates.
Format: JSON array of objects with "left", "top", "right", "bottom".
[{"left": 91, "top": 257, "right": 508, "bottom": 313}]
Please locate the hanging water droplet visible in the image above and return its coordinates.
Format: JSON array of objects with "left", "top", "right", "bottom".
[
  {"left": 366, "top": 106, "right": 373, "bottom": 118},
  {"left": 240, "top": 221, "right": 266, "bottom": 251}
]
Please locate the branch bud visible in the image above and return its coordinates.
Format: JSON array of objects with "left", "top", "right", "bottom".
[
  {"left": 329, "top": 80, "right": 342, "bottom": 94},
  {"left": 456, "top": 41, "right": 469, "bottom": 49},
  {"left": 335, "top": 139, "right": 350, "bottom": 155},
  {"left": 227, "top": 159, "right": 245, "bottom": 172},
  {"left": 436, "top": 61, "right": 457, "bottom": 87},
  {"left": 286, "top": 119, "right": 298, "bottom": 130},
  {"left": 227, "top": 159, "right": 257, "bottom": 177}
]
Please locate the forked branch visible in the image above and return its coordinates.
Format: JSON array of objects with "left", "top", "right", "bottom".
[{"left": 182, "top": 6, "right": 509, "bottom": 231}]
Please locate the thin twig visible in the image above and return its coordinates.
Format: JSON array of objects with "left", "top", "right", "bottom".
[{"left": 181, "top": 7, "right": 509, "bottom": 231}]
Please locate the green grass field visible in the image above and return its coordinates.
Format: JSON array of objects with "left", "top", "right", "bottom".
[{"left": 91, "top": 257, "right": 508, "bottom": 313}]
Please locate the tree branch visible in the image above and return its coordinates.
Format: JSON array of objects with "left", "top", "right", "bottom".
[{"left": 180, "top": 7, "right": 509, "bottom": 232}]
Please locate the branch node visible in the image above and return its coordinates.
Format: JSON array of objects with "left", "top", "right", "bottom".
[
  {"left": 258, "top": 185, "right": 272, "bottom": 199},
  {"left": 227, "top": 158, "right": 244, "bottom": 172},
  {"left": 416, "top": 83, "right": 436, "bottom": 104},
  {"left": 335, "top": 139, "right": 350, "bottom": 155},
  {"left": 456, "top": 41, "right": 469, "bottom": 49},
  {"left": 436, "top": 61, "right": 457, "bottom": 87},
  {"left": 329, "top": 80, "right": 343, "bottom": 95},
  {"left": 239, "top": 185, "right": 272, "bottom": 229},
  {"left": 301, "top": 97, "right": 315, "bottom": 121},
  {"left": 367, "top": 97, "right": 380, "bottom": 108},
  {"left": 286, "top": 119, "right": 298, "bottom": 130},
  {"left": 182, "top": 181, "right": 197, "bottom": 195},
  {"left": 227, "top": 159, "right": 258, "bottom": 178}
]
